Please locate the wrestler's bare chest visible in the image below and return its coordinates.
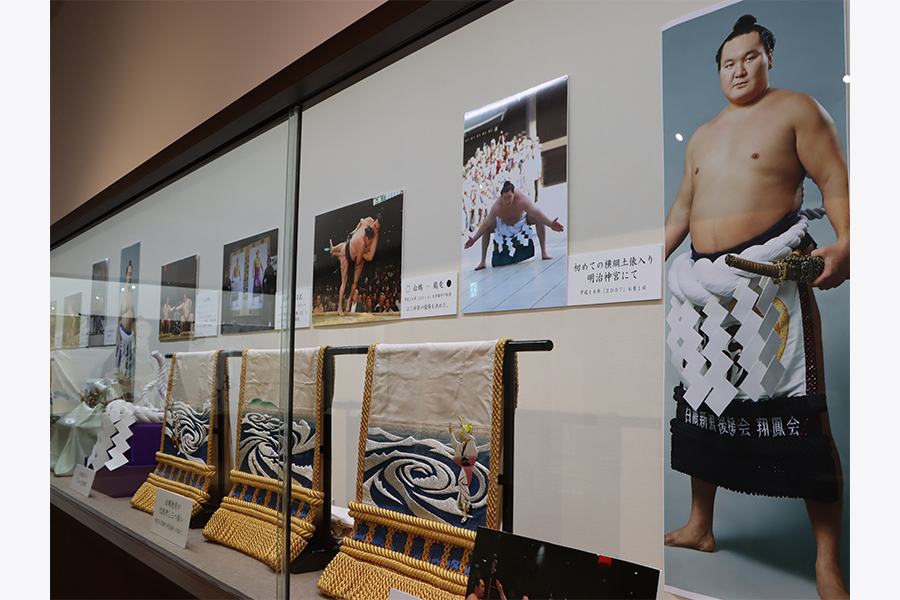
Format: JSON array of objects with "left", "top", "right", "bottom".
[{"left": 689, "top": 106, "right": 805, "bottom": 250}]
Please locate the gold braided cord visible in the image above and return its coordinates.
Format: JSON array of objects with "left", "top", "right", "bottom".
[
  {"left": 146, "top": 472, "right": 210, "bottom": 502},
  {"left": 154, "top": 452, "right": 217, "bottom": 478},
  {"left": 235, "top": 349, "right": 250, "bottom": 467},
  {"left": 339, "top": 539, "right": 467, "bottom": 593},
  {"left": 348, "top": 502, "right": 475, "bottom": 549},
  {"left": 215, "top": 496, "right": 315, "bottom": 534},
  {"left": 313, "top": 345, "right": 328, "bottom": 492},
  {"left": 355, "top": 343, "right": 379, "bottom": 501},
  {"left": 230, "top": 469, "right": 324, "bottom": 503},
  {"left": 486, "top": 338, "right": 511, "bottom": 529},
  {"left": 208, "top": 350, "right": 220, "bottom": 472}
]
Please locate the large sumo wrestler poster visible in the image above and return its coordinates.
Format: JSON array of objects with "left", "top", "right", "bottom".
[
  {"left": 461, "top": 76, "right": 568, "bottom": 314},
  {"left": 662, "top": 2, "right": 849, "bottom": 599}
]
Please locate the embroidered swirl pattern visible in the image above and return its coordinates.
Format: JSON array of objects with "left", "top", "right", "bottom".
[
  {"left": 363, "top": 427, "right": 489, "bottom": 530},
  {"left": 164, "top": 400, "right": 210, "bottom": 464},
  {"left": 238, "top": 411, "right": 315, "bottom": 488}
]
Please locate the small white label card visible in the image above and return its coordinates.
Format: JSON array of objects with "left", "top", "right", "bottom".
[
  {"left": 274, "top": 286, "right": 311, "bottom": 329},
  {"left": 103, "top": 316, "right": 117, "bottom": 346},
  {"left": 192, "top": 291, "right": 219, "bottom": 338},
  {"left": 150, "top": 488, "right": 192, "bottom": 548},
  {"left": 388, "top": 589, "right": 425, "bottom": 600},
  {"left": 567, "top": 244, "right": 663, "bottom": 306},
  {"left": 401, "top": 271, "right": 458, "bottom": 319},
  {"left": 70, "top": 464, "right": 95, "bottom": 498}
]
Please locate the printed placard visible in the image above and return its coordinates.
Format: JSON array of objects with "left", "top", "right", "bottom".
[
  {"left": 567, "top": 244, "right": 662, "bottom": 306},
  {"left": 401, "top": 272, "right": 458, "bottom": 319},
  {"left": 193, "top": 291, "right": 219, "bottom": 338},
  {"left": 70, "top": 465, "right": 95, "bottom": 498},
  {"left": 150, "top": 488, "right": 191, "bottom": 548},
  {"left": 274, "top": 286, "right": 311, "bottom": 330}
]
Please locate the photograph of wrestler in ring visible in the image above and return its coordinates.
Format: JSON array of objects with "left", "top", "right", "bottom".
[
  {"left": 311, "top": 190, "right": 403, "bottom": 327},
  {"left": 662, "top": 2, "right": 849, "bottom": 599},
  {"left": 461, "top": 76, "right": 568, "bottom": 314},
  {"left": 88, "top": 258, "right": 109, "bottom": 347},
  {"left": 159, "top": 254, "right": 198, "bottom": 342}
]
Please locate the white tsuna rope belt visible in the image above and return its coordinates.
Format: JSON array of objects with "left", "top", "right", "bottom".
[{"left": 666, "top": 209, "right": 824, "bottom": 415}]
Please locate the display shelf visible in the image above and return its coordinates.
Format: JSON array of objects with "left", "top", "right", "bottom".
[{"left": 50, "top": 475, "right": 328, "bottom": 599}]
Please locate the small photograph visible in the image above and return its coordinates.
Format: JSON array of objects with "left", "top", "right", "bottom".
[
  {"left": 221, "top": 229, "right": 278, "bottom": 334},
  {"left": 62, "top": 292, "right": 82, "bottom": 349},
  {"left": 465, "top": 528, "right": 659, "bottom": 600},
  {"left": 461, "top": 76, "right": 568, "bottom": 314},
  {"left": 311, "top": 190, "right": 403, "bottom": 327},
  {"left": 88, "top": 258, "right": 109, "bottom": 347},
  {"left": 50, "top": 300, "right": 58, "bottom": 348},
  {"left": 116, "top": 242, "right": 140, "bottom": 400},
  {"left": 159, "top": 255, "right": 198, "bottom": 342}
]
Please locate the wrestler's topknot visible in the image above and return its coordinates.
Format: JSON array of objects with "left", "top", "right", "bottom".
[{"left": 715, "top": 14, "right": 776, "bottom": 70}]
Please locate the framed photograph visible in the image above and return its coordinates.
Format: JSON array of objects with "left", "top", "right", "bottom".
[
  {"left": 88, "top": 258, "right": 109, "bottom": 347},
  {"left": 220, "top": 228, "right": 278, "bottom": 334},
  {"left": 466, "top": 528, "right": 658, "bottom": 600},
  {"left": 62, "top": 292, "right": 82, "bottom": 349},
  {"left": 461, "top": 75, "right": 568, "bottom": 314},
  {"left": 311, "top": 190, "right": 403, "bottom": 327},
  {"left": 116, "top": 242, "right": 140, "bottom": 399},
  {"left": 159, "top": 255, "right": 198, "bottom": 342}
]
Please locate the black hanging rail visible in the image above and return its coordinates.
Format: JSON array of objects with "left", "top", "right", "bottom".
[
  {"left": 291, "top": 344, "right": 369, "bottom": 573},
  {"left": 500, "top": 339, "right": 553, "bottom": 533}
]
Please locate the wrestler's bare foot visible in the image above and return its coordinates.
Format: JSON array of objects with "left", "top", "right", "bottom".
[
  {"left": 816, "top": 560, "right": 849, "bottom": 599},
  {"left": 664, "top": 524, "right": 715, "bottom": 553},
  {"left": 474, "top": 262, "right": 487, "bottom": 271},
  {"left": 542, "top": 253, "right": 554, "bottom": 260},
  {"left": 337, "top": 307, "right": 344, "bottom": 317}
]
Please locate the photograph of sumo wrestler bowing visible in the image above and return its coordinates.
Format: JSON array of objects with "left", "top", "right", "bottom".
[
  {"left": 461, "top": 76, "right": 568, "bottom": 314},
  {"left": 311, "top": 190, "right": 403, "bottom": 327},
  {"left": 662, "top": 2, "right": 849, "bottom": 599}
]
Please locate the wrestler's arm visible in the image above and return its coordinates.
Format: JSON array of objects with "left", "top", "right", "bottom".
[
  {"left": 665, "top": 137, "right": 696, "bottom": 260},
  {"left": 465, "top": 203, "right": 499, "bottom": 248},
  {"left": 793, "top": 94, "right": 849, "bottom": 290},
  {"left": 520, "top": 191, "right": 564, "bottom": 231}
]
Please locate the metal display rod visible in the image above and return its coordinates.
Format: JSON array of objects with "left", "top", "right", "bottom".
[{"left": 501, "top": 339, "right": 553, "bottom": 532}]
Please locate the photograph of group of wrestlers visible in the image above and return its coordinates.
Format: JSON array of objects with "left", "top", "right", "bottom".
[
  {"left": 464, "top": 528, "right": 658, "bottom": 600},
  {"left": 311, "top": 190, "right": 403, "bottom": 327},
  {"left": 158, "top": 254, "right": 198, "bottom": 341},
  {"left": 461, "top": 76, "right": 568, "bottom": 314},
  {"left": 662, "top": 2, "right": 849, "bottom": 599},
  {"left": 220, "top": 228, "right": 278, "bottom": 334}
]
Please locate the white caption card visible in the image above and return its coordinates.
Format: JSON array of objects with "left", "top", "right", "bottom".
[
  {"left": 150, "top": 488, "right": 191, "bottom": 548},
  {"left": 70, "top": 465, "right": 95, "bottom": 498},
  {"left": 274, "top": 286, "right": 311, "bottom": 330},
  {"left": 388, "top": 590, "right": 425, "bottom": 600},
  {"left": 401, "top": 272, "right": 458, "bottom": 319},
  {"left": 567, "top": 244, "right": 663, "bottom": 306},
  {"left": 193, "top": 291, "right": 219, "bottom": 338},
  {"left": 103, "top": 319, "right": 117, "bottom": 346}
]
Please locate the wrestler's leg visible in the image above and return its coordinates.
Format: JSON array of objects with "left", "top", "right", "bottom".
[
  {"left": 337, "top": 255, "right": 349, "bottom": 316},
  {"left": 803, "top": 287, "right": 848, "bottom": 600},
  {"left": 475, "top": 221, "right": 496, "bottom": 271},
  {"left": 348, "top": 260, "right": 364, "bottom": 312},
  {"left": 526, "top": 215, "right": 553, "bottom": 260},
  {"left": 664, "top": 477, "right": 717, "bottom": 552}
]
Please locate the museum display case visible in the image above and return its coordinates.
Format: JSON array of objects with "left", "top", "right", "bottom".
[{"left": 51, "top": 1, "right": 852, "bottom": 598}]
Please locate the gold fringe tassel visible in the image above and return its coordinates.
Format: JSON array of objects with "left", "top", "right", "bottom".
[{"left": 317, "top": 550, "right": 466, "bottom": 600}]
